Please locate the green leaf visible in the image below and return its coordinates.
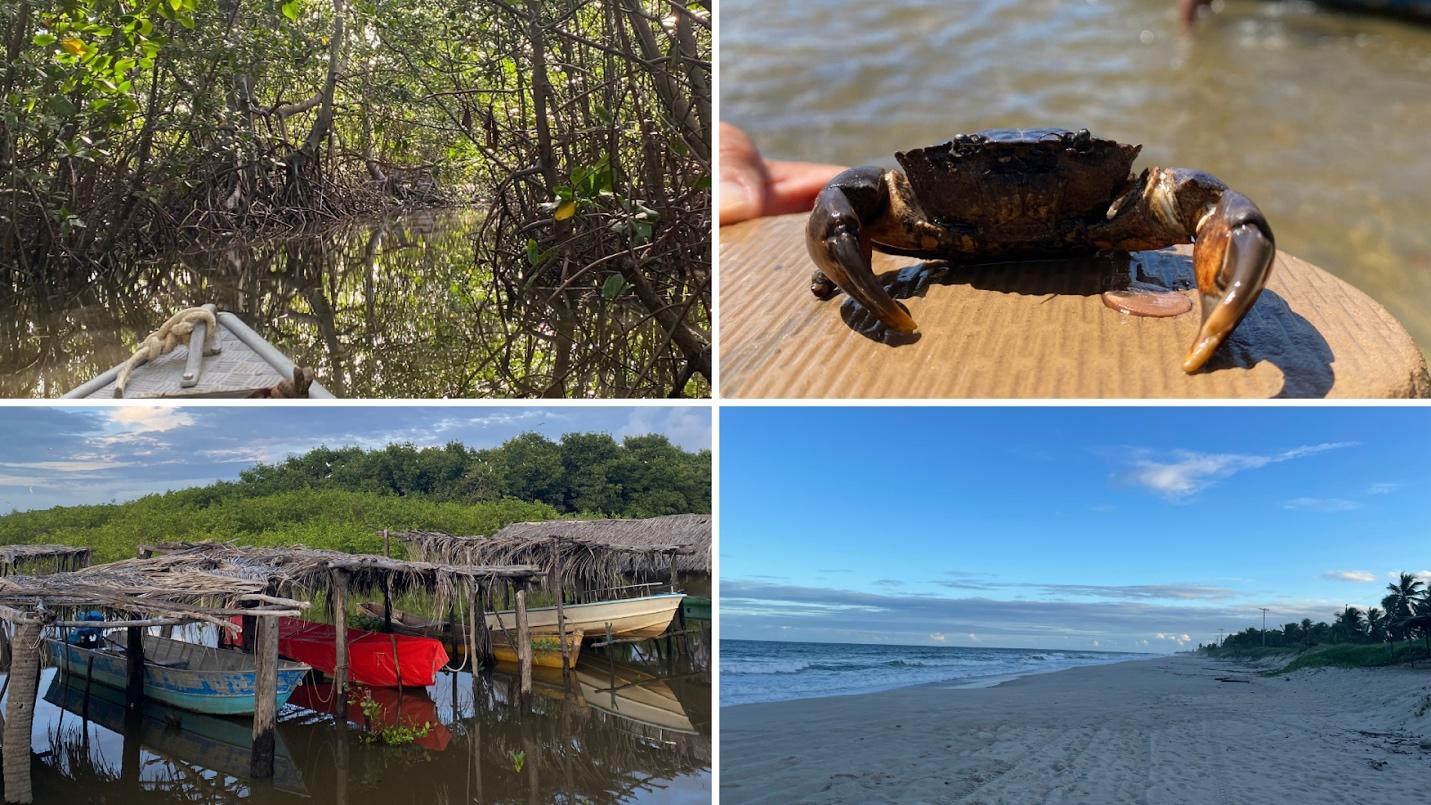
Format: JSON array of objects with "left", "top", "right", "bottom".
[
  {"left": 600, "top": 274, "right": 626, "bottom": 301},
  {"left": 525, "top": 238, "right": 540, "bottom": 267},
  {"left": 281, "top": 0, "right": 300, "bottom": 21},
  {"left": 31, "top": 34, "right": 56, "bottom": 47}
]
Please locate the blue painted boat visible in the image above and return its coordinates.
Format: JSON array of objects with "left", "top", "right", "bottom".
[{"left": 44, "top": 634, "right": 310, "bottom": 716}]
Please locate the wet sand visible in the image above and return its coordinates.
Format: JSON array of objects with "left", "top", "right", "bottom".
[{"left": 720, "top": 654, "right": 1431, "bottom": 804}]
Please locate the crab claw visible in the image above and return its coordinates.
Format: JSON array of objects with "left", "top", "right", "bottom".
[
  {"left": 1184, "top": 191, "right": 1275, "bottom": 373},
  {"left": 806, "top": 167, "right": 918, "bottom": 333}
]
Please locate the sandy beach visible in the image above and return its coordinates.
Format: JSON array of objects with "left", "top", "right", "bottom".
[{"left": 720, "top": 654, "right": 1431, "bottom": 804}]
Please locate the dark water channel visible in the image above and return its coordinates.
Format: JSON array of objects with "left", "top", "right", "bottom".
[
  {"left": 5, "top": 638, "right": 710, "bottom": 803},
  {"left": 721, "top": 0, "right": 1431, "bottom": 358},
  {"left": 0, "top": 211, "right": 710, "bottom": 399}
]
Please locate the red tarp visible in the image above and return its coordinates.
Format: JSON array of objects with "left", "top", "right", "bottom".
[{"left": 228, "top": 617, "right": 449, "bottom": 688}]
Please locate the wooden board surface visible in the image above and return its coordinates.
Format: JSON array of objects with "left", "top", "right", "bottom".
[
  {"left": 88, "top": 323, "right": 286, "bottom": 399},
  {"left": 720, "top": 214, "right": 1430, "bottom": 399}
]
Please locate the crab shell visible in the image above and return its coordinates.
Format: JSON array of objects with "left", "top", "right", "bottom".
[{"left": 894, "top": 128, "right": 1141, "bottom": 249}]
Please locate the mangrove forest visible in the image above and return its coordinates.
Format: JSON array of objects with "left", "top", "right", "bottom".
[{"left": 0, "top": 0, "right": 711, "bottom": 398}]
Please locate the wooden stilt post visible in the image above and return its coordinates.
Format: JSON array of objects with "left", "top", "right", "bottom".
[
  {"left": 474, "top": 582, "right": 488, "bottom": 665},
  {"left": 468, "top": 582, "right": 488, "bottom": 668},
  {"left": 241, "top": 612, "right": 257, "bottom": 653},
  {"left": 331, "top": 570, "right": 349, "bottom": 717},
  {"left": 251, "top": 615, "right": 278, "bottom": 779},
  {"left": 125, "top": 625, "right": 145, "bottom": 712},
  {"left": 668, "top": 550, "right": 684, "bottom": 658},
  {"left": 515, "top": 578, "right": 532, "bottom": 695},
  {"left": 2, "top": 619, "right": 40, "bottom": 803},
  {"left": 382, "top": 575, "right": 393, "bottom": 634},
  {"left": 552, "top": 539, "right": 570, "bottom": 681},
  {"left": 0, "top": 620, "right": 10, "bottom": 671}
]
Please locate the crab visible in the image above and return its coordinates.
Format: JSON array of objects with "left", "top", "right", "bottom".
[{"left": 806, "top": 128, "right": 1275, "bottom": 372}]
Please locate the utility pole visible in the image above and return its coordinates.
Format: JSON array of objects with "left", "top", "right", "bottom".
[
  {"left": 1218, "top": 629, "right": 1224, "bottom": 648},
  {"left": 1259, "top": 608, "right": 1269, "bottom": 647}
]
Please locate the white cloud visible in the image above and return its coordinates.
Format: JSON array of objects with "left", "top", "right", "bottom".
[
  {"left": 1323, "top": 570, "right": 1376, "bottom": 583},
  {"left": 1154, "top": 632, "right": 1192, "bottom": 646},
  {"left": 0, "top": 460, "right": 129, "bottom": 472},
  {"left": 98, "top": 407, "right": 195, "bottom": 444},
  {"left": 968, "top": 633, "right": 978, "bottom": 642},
  {"left": 1123, "top": 442, "right": 1355, "bottom": 500},
  {"left": 929, "top": 632, "right": 946, "bottom": 642},
  {"left": 1284, "top": 497, "right": 1360, "bottom": 512},
  {"left": 1366, "top": 482, "right": 1405, "bottom": 495}
]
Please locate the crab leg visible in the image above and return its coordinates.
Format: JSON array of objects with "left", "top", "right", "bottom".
[
  {"left": 805, "top": 167, "right": 919, "bottom": 333},
  {"left": 1184, "top": 191, "right": 1275, "bottom": 372}
]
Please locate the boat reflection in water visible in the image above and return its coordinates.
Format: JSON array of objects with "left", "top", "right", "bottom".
[
  {"left": 35, "top": 668, "right": 308, "bottom": 798},
  {"left": 23, "top": 641, "right": 710, "bottom": 803}
]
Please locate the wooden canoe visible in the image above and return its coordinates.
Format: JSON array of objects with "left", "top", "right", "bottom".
[
  {"left": 62, "top": 305, "right": 333, "bottom": 399},
  {"left": 45, "top": 634, "right": 310, "bottom": 716}
]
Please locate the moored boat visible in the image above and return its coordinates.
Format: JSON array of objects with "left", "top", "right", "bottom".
[
  {"left": 682, "top": 595, "right": 711, "bottom": 621},
  {"left": 487, "top": 593, "right": 686, "bottom": 641},
  {"left": 63, "top": 305, "right": 333, "bottom": 399},
  {"left": 229, "top": 616, "right": 449, "bottom": 688},
  {"left": 355, "top": 603, "right": 584, "bottom": 669},
  {"left": 44, "top": 633, "right": 310, "bottom": 716}
]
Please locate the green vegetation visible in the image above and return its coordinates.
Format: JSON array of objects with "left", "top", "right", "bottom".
[
  {"left": 1260, "top": 643, "right": 1431, "bottom": 675},
  {"left": 0, "top": 430, "right": 709, "bottom": 562},
  {"left": 1199, "top": 572, "right": 1431, "bottom": 673},
  {"left": 2, "top": 0, "right": 711, "bottom": 398},
  {"left": 351, "top": 689, "right": 433, "bottom": 745}
]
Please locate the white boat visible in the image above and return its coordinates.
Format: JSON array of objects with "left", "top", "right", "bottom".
[{"left": 484, "top": 593, "right": 686, "bottom": 641}]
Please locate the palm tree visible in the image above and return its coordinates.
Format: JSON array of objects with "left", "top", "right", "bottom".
[
  {"left": 1366, "top": 607, "right": 1387, "bottom": 643},
  {"left": 1384, "top": 573, "right": 1425, "bottom": 641},
  {"left": 1333, "top": 606, "right": 1366, "bottom": 643}
]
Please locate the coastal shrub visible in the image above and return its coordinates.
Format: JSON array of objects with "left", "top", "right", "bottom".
[
  {"left": 0, "top": 489, "right": 557, "bottom": 563},
  {"left": 1261, "top": 642, "right": 1431, "bottom": 675}
]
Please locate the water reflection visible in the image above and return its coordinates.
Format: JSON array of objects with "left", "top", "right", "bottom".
[
  {"left": 0, "top": 211, "right": 711, "bottom": 398},
  {"left": 721, "top": 0, "right": 1431, "bottom": 357},
  {"left": 18, "top": 641, "right": 710, "bottom": 803}
]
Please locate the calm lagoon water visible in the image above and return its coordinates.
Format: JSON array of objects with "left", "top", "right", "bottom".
[{"left": 0, "top": 211, "right": 710, "bottom": 399}]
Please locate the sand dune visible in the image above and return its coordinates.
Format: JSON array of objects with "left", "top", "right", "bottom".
[{"left": 720, "top": 654, "right": 1431, "bottom": 804}]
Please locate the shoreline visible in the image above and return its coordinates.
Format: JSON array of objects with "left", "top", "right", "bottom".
[
  {"left": 723, "top": 652, "right": 1158, "bottom": 708},
  {"left": 721, "top": 654, "right": 1431, "bottom": 804}
]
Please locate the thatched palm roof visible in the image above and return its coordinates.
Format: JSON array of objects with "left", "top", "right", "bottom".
[
  {"left": 140, "top": 541, "right": 543, "bottom": 616},
  {"left": 0, "top": 554, "right": 306, "bottom": 629},
  {"left": 0, "top": 544, "right": 91, "bottom": 575},
  {"left": 395, "top": 513, "right": 712, "bottom": 585}
]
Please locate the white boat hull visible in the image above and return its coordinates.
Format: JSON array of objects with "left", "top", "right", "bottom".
[{"left": 486, "top": 593, "right": 685, "bottom": 641}]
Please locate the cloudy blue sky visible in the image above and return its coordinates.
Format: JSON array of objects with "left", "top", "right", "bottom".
[
  {"left": 0, "top": 404, "right": 709, "bottom": 513},
  {"left": 722, "top": 407, "right": 1430, "bottom": 653}
]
